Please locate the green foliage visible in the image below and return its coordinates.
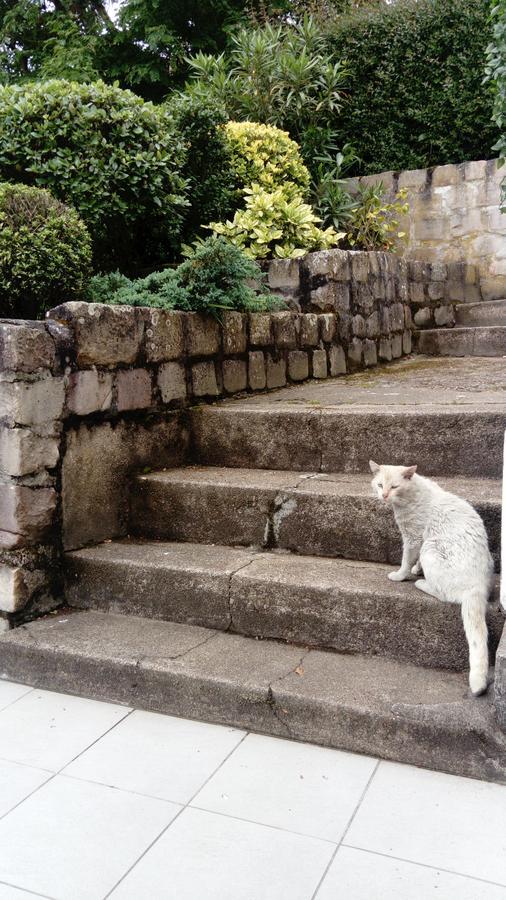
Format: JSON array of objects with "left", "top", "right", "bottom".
[
  {"left": 168, "top": 94, "right": 236, "bottom": 243},
  {"left": 344, "top": 184, "right": 409, "bottom": 251},
  {"left": 485, "top": 0, "right": 506, "bottom": 209},
  {"left": 185, "top": 16, "right": 347, "bottom": 175},
  {"left": 224, "top": 121, "right": 310, "bottom": 199},
  {"left": 209, "top": 183, "right": 343, "bottom": 258},
  {"left": 0, "top": 182, "right": 92, "bottom": 319},
  {"left": 328, "top": 0, "right": 498, "bottom": 174},
  {"left": 88, "top": 237, "right": 278, "bottom": 316},
  {"left": 0, "top": 79, "right": 188, "bottom": 271}
]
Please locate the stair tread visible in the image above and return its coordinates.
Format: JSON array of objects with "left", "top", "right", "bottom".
[
  {"left": 1, "top": 609, "right": 504, "bottom": 782},
  {"left": 136, "top": 466, "right": 502, "bottom": 502},
  {"left": 455, "top": 298, "right": 506, "bottom": 311}
]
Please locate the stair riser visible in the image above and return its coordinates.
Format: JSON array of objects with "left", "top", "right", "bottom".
[
  {"left": 130, "top": 480, "right": 501, "bottom": 569},
  {"left": 64, "top": 556, "right": 504, "bottom": 672},
  {"left": 189, "top": 408, "right": 506, "bottom": 477},
  {"left": 455, "top": 306, "right": 506, "bottom": 327},
  {"left": 417, "top": 327, "right": 506, "bottom": 358},
  {"left": 1, "top": 639, "right": 503, "bottom": 784}
]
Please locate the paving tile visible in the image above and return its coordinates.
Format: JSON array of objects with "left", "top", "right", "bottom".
[
  {"left": 345, "top": 761, "right": 506, "bottom": 885},
  {"left": 0, "top": 775, "right": 179, "bottom": 900},
  {"left": 0, "top": 681, "right": 32, "bottom": 712},
  {"left": 111, "top": 806, "right": 334, "bottom": 900},
  {"left": 317, "top": 846, "right": 506, "bottom": 899},
  {"left": 64, "top": 710, "right": 245, "bottom": 803},
  {"left": 192, "top": 732, "right": 377, "bottom": 841},
  {"left": 0, "top": 760, "right": 50, "bottom": 818},
  {"left": 0, "top": 689, "right": 130, "bottom": 771}
]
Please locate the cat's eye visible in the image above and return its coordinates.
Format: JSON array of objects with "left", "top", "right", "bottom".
[{"left": 377, "top": 483, "right": 383, "bottom": 488}]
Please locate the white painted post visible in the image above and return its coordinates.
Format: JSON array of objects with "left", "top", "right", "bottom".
[{"left": 501, "top": 430, "right": 506, "bottom": 613}]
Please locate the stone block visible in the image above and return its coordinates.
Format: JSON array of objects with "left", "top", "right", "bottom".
[
  {"left": 0, "top": 375, "right": 65, "bottom": 426},
  {"left": 365, "top": 312, "right": 380, "bottom": 339},
  {"left": 50, "top": 302, "right": 143, "bottom": 367},
  {"left": 352, "top": 315, "right": 366, "bottom": 338},
  {"left": 67, "top": 369, "right": 113, "bottom": 416},
  {"left": 267, "top": 258, "right": 301, "bottom": 292},
  {"left": 350, "top": 252, "right": 370, "bottom": 282},
  {"left": 304, "top": 249, "right": 350, "bottom": 281},
  {"left": 185, "top": 313, "right": 220, "bottom": 357},
  {"left": 464, "top": 160, "right": 487, "bottom": 181},
  {"left": 0, "top": 427, "right": 60, "bottom": 477},
  {"left": 312, "top": 349, "right": 327, "bottom": 379},
  {"left": 299, "top": 314, "right": 319, "bottom": 347},
  {"left": 390, "top": 303, "right": 405, "bottom": 331},
  {"left": 409, "top": 282, "right": 425, "bottom": 304},
  {"left": 310, "top": 283, "right": 340, "bottom": 312},
  {"left": 414, "top": 307, "right": 433, "bottom": 328},
  {"left": 352, "top": 283, "right": 374, "bottom": 315},
  {"left": 116, "top": 369, "right": 152, "bottom": 411},
  {"left": 363, "top": 339, "right": 378, "bottom": 367},
  {"left": 0, "top": 564, "right": 46, "bottom": 613},
  {"left": 431, "top": 164, "right": 459, "bottom": 187},
  {"left": 338, "top": 312, "right": 352, "bottom": 344},
  {"left": 266, "top": 354, "right": 287, "bottom": 389},
  {"left": 143, "top": 310, "right": 185, "bottom": 363},
  {"left": 347, "top": 338, "right": 363, "bottom": 367},
  {"left": 464, "top": 264, "right": 477, "bottom": 285},
  {"left": 380, "top": 307, "right": 391, "bottom": 335},
  {"left": 329, "top": 345, "right": 347, "bottom": 376},
  {"left": 371, "top": 277, "right": 386, "bottom": 300},
  {"left": 272, "top": 312, "right": 298, "bottom": 349},
  {"left": 379, "top": 337, "right": 392, "bottom": 361},
  {"left": 222, "top": 312, "right": 247, "bottom": 355},
  {"left": 402, "top": 330, "right": 412, "bottom": 354},
  {"left": 391, "top": 333, "right": 403, "bottom": 358},
  {"left": 408, "top": 261, "right": 432, "bottom": 283},
  {"left": 398, "top": 168, "right": 428, "bottom": 191},
  {"left": 319, "top": 314, "right": 336, "bottom": 343},
  {"left": 414, "top": 219, "right": 446, "bottom": 241},
  {"left": 0, "top": 483, "right": 56, "bottom": 543},
  {"left": 223, "top": 359, "right": 247, "bottom": 394},
  {"left": 434, "top": 305, "right": 455, "bottom": 327},
  {"left": 481, "top": 276, "right": 506, "bottom": 302},
  {"left": 158, "top": 362, "right": 187, "bottom": 403},
  {"left": 427, "top": 282, "right": 445, "bottom": 301},
  {"left": 0, "top": 323, "right": 56, "bottom": 374},
  {"left": 288, "top": 351, "right": 309, "bottom": 382},
  {"left": 249, "top": 313, "right": 272, "bottom": 347},
  {"left": 430, "top": 262, "right": 448, "bottom": 282},
  {"left": 248, "top": 352, "right": 266, "bottom": 391},
  {"left": 404, "top": 305, "right": 412, "bottom": 329},
  {"left": 191, "top": 361, "right": 219, "bottom": 397}
]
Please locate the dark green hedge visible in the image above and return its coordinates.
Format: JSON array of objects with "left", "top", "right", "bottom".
[{"left": 329, "top": 0, "right": 499, "bottom": 174}]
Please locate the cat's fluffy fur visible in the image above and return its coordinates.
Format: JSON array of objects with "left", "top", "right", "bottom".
[{"left": 369, "top": 461, "right": 494, "bottom": 696}]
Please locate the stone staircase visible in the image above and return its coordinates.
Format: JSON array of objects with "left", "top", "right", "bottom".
[
  {"left": 418, "top": 297, "right": 506, "bottom": 357},
  {"left": 1, "top": 360, "right": 506, "bottom": 783}
]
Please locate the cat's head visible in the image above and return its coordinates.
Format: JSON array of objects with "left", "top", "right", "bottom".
[{"left": 369, "top": 460, "right": 417, "bottom": 504}]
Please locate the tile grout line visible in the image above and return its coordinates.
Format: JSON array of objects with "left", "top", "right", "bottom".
[
  {"left": 340, "top": 844, "right": 506, "bottom": 891},
  {"left": 188, "top": 804, "right": 339, "bottom": 846},
  {"left": 309, "top": 758, "right": 381, "bottom": 900},
  {"left": 102, "top": 729, "right": 251, "bottom": 899},
  {"left": 0, "top": 878, "right": 55, "bottom": 899},
  {"left": 0, "top": 683, "right": 35, "bottom": 715}
]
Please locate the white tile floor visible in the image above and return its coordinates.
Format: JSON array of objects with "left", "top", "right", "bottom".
[{"left": 0, "top": 679, "right": 505, "bottom": 900}]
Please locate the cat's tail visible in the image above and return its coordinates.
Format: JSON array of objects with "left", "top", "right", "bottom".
[{"left": 461, "top": 588, "right": 489, "bottom": 696}]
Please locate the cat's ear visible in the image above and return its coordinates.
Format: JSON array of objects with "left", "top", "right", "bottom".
[
  {"left": 402, "top": 465, "right": 417, "bottom": 480},
  {"left": 369, "top": 460, "right": 380, "bottom": 474}
]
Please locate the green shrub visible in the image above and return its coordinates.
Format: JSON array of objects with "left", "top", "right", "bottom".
[
  {"left": 485, "top": 0, "right": 506, "bottom": 209},
  {"left": 0, "top": 80, "right": 188, "bottom": 271},
  {"left": 329, "top": 0, "right": 498, "bottom": 174},
  {"left": 0, "top": 183, "right": 92, "bottom": 319},
  {"left": 224, "top": 121, "right": 311, "bottom": 199},
  {"left": 89, "top": 237, "right": 278, "bottom": 316},
  {"left": 168, "top": 94, "right": 236, "bottom": 243},
  {"left": 209, "top": 184, "right": 343, "bottom": 258},
  {"left": 344, "top": 185, "right": 409, "bottom": 251}
]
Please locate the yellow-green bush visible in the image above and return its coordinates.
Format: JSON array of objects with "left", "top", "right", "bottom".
[
  {"left": 209, "top": 184, "right": 342, "bottom": 259},
  {"left": 224, "top": 121, "right": 310, "bottom": 200}
]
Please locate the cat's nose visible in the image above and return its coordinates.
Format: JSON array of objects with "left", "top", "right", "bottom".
[{"left": 383, "top": 490, "right": 390, "bottom": 500}]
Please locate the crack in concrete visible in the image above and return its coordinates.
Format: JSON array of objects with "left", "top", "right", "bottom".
[
  {"left": 135, "top": 629, "right": 220, "bottom": 666},
  {"left": 266, "top": 648, "right": 312, "bottom": 737},
  {"left": 226, "top": 555, "right": 260, "bottom": 631}
]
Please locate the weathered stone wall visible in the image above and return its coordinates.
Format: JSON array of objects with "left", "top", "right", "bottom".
[
  {"left": 0, "top": 249, "right": 412, "bottom": 626},
  {"left": 406, "top": 260, "right": 480, "bottom": 330},
  {"left": 346, "top": 159, "right": 506, "bottom": 302}
]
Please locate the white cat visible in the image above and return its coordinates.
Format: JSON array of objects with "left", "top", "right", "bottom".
[{"left": 369, "top": 460, "right": 494, "bottom": 696}]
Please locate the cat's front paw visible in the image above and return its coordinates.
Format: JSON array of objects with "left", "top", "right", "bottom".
[
  {"left": 411, "top": 561, "right": 422, "bottom": 575},
  {"left": 388, "top": 570, "right": 407, "bottom": 581}
]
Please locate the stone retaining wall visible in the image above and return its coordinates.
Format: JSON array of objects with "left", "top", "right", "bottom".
[
  {"left": 0, "top": 249, "right": 412, "bottom": 626},
  {"left": 346, "top": 159, "right": 506, "bottom": 302}
]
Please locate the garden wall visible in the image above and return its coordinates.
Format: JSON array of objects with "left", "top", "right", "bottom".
[
  {"left": 346, "top": 159, "right": 506, "bottom": 302},
  {"left": 0, "top": 249, "right": 412, "bottom": 627}
]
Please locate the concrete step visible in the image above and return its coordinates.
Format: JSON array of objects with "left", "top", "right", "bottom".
[
  {"left": 455, "top": 298, "right": 506, "bottom": 327},
  {"left": 188, "top": 405, "right": 506, "bottom": 477},
  {"left": 1, "top": 609, "right": 505, "bottom": 783},
  {"left": 417, "top": 326, "right": 506, "bottom": 358},
  {"left": 65, "top": 540, "right": 505, "bottom": 672},
  {"left": 130, "top": 467, "right": 501, "bottom": 568}
]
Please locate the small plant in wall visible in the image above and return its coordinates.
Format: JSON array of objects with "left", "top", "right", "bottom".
[
  {"left": 209, "top": 184, "right": 344, "bottom": 259},
  {"left": 345, "top": 184, "right": 409, "bottom": 252}
]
